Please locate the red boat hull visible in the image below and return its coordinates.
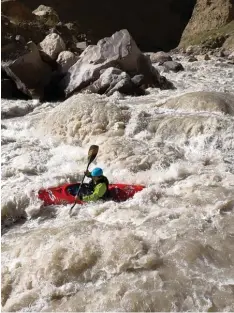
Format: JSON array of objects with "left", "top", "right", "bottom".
[{"left": 38, "top": 183, "right": 145, "bottom": 206}]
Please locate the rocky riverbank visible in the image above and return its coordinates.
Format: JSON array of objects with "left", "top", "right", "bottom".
[{"left": 1, "top": 0, "right": 234, "bottom": 102}]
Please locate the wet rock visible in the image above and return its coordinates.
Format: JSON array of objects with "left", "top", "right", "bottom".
[
  {"left": 204, "top": 54, "right": 211, "bottom": 60},
  {"left": 39, "top": 33, "right": 66, "bottom": 60},
  {"left": 2, "top": 41, "right": 52, "bottom": 100},
  {"left": 131, "top": 74, "right": 145, "bottom": 87},
  {"left": 162, "top": 61, "right": 184, "bottom": 72},
  {"left": 57, "top": 51, "right": 79, "bottom": 74},
  {"left": 149, "top": 51, "right": 172, "bottom": 64},
  {"left": 197, "top": 54, "right": 211, "bottom": 61},
  {"left": 188, "top": 56, "right": 198, "bottom": 62},
  {"left": 158, "top": 75, "right": 176, "bottom": 90},
  {"left": 60, "top": 29, "right": 173, "bottom": 97},
  {"left": 84, "top": 67, "right": 145, "bottom": 96},
  {"left": 32, "top": 4, "right": 60, "bottom": 26},
  {"left": 163, "top": 91, "right": 234, "bottom": 115}
]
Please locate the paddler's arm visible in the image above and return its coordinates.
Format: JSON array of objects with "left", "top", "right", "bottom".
[{"left": 81, "top": 183, "right": 107, "bottom": 202}]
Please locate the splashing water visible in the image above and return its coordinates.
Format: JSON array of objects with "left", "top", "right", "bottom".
[{"left": 1, "top": 55, "right": 234, "bottom": 312}]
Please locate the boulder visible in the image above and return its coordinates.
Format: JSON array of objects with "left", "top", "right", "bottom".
[
  {"left": 57, "top": 51, "right": 79, "bottom": 74},
  {"left": 76, "top": 41, "right": 88, "bottom": 52},
  {"left": 204, "top": 54, "right": 211, "bottom": 61},
  {"left": 162, "top": 61, "right": 184, "bottom": 72},
  {"left": 39, "top": 33, "right": 66, "bottom": 60},
  {"left": 85, "top": 67, "right": 145, "bottom": 96},
  {"left": 222, "top": 34, "right": 234, "bottom": 55},
  {"left": 162, "top": 91, "right": 234, "bottom": 115},
  {"left": 188, "top": 56, "right": 198, "bottom": 62},
  {"left": 149, "top": 51, "right": 172, "bottom": 64},
  {"left": 228, "top": 51, "right": 234, "bottom": 60},
  {"left": 131, "top": 74, "right": 145, "bottom": 87},
  {"left": 2, "top": 41, "right": 52, "bottom": 100},
  {"left": 60, "top": 29, "right": 173, "bottom": 97},
  {"left": 185, "top": 45, "right": 201, "bottom": 55},
  {"left": 32, "top": 5, "right": 60, "bottom": 26}
]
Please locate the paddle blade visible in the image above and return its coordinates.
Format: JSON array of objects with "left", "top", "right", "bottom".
[{"left": 88, "top": 145, "right": 99, "bottom": 164}]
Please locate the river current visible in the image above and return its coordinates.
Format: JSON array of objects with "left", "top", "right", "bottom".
[{"left": 1, "top": 55, "right": 234, "bottom": 312}]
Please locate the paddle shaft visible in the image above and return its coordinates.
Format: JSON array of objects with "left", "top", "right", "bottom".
[{"left": 69, "top": 145, "right": 99, "bottom": 215}]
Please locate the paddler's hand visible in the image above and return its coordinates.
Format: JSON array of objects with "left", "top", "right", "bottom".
[{"left": 84, "top": 170, "right": 91, "bottom": 177}]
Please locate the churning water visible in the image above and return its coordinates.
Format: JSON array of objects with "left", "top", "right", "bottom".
[{"left": 1, "top": 55, "right": 234, "bottom": 312}]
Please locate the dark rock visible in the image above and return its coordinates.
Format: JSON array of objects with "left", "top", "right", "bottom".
[
  {"left": 149, "top": 51, "right": 172, "bottom": 64},
  {"left": 20, "top": 0, "right": 196, "bottom": 51},
  {"left": 1, "top": 13, "right": 88, "bottom": 56},
  {"left": 1, "top": 79, "right": 15, "bottom": 98},
  {"left": 15, "top": 35, "right": 26, "bottom": 44},
  {"left": 32, "top": 4, "right": 60, "bottom": 26},
  {"left": 162, "top": 61, "right": 185, "bottom": 72},
  {"left": 131, "top": 74, "right": 145, "bottom": 87},
  {"left": 38, "top": 50, "right": 58, "bottom": 71},
  {"left": 43, "top": 71, "right": 65, "bottom": 101},
  {"left": 2, "top": 41, "right": 52, "bottom": 100},
  {"left": 158, "top": 76, "right": 176, "bottom": 90},
  {"left": 1, "top": 75, "right": 29, "bottom": 100},
  {"left": 85, "top": 67, "right": 145, "bottom": 96}
]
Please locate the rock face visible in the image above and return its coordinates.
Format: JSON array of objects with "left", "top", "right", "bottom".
[
  {"left": 179, "top": 0, "right": 234, "bottom": 47},
  {"left": 19, "top": 0, "right": 196, "bottom": 51},
  {"left": 60, "top": 29, "right": 173, "bottom": 97},
  {"left": 2, "top": 41, "right": 52, "bottom": 100},
  {"left": 1, "top": 0, "right": 35, "bottom": 23}
]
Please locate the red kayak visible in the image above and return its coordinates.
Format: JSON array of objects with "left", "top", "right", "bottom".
[{"left": 38, "top": 183, "right": 145, "bottom": 206}]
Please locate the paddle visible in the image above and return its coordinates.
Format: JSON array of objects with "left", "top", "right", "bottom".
[{"left": 69, "top": 145, "right": 99, "bottom": 215}]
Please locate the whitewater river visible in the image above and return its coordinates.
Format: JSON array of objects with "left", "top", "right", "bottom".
[{"left": 1, "top": 55, "right": 234, "bottom": 312}]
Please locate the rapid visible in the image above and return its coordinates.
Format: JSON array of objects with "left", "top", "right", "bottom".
[{"left": 1, "top": 55, "right": 234, "bottom": 312}]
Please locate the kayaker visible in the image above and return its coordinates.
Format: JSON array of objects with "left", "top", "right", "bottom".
[{"left": 75, "top": 167, "right": 109, "bottom": 202}]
